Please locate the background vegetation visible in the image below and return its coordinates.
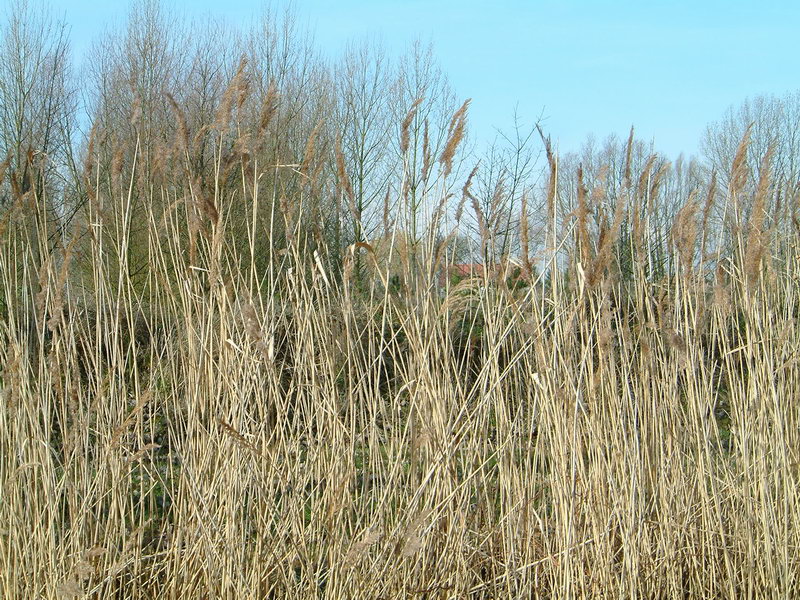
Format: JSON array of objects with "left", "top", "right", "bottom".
[{"left": 2, "top": 1, "right": 800, "bottom": 597}]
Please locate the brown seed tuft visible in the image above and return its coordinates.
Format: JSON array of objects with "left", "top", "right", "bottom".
[
  {"left": 671, "top": 193, "right": 698, "bottom": 272},
  {"left": 439, "top": 99, "right": 470, "bottom": 178},
  {"left": 259, "top": 83, "right": 279, "bottom": 134},
  {"left": 744, "top": 144, "right": 774, "bottom": 286},
  {"left": 214, "top": 57, "right": 250, "bottom": 132},
  {"left": 165, "top": 92, "right": 190, "bottom": 154},
  {"left": 400, "top": 97, "right": 424, "bottom": 154},
  {"left": 729, "top": 124, "right": 752, "bottom": 198},
  {"left": 343, "top": 528, "right": 383, "bottom": 568}
]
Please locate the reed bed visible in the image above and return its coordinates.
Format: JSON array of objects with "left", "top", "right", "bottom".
[{"left": 1, "top": 119, "right": 799, "bottom": 600}]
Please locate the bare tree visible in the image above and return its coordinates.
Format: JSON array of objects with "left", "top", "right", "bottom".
[
  {"left": 554, "top": 131, "right": 693, "bottom": 280},
  {"left": 333, "top": 39, "right": 395, "bottom": 281},
  {"left": 0, "top": 0, "right": 76, "bottom": 234},
  {"left": 472, "top": 114, "right": 540, "bottom": 264},
  {"left": 393, "top": 42, "right": 459, "bottom": 241},
  {"left": 245, "top": 5, "right": 334, "bottom": 248},
  {"left": 701, "top": 91, "right": 800, "bottom": 253},
  {"left": 702, "top": 92, "right": 800, "bottom": 193},
  {"left": 86, "top": 0, "right": 188, "bottom": 181},
  {"left": 701, "top": 92, "right": 800, "bottom": 270}
]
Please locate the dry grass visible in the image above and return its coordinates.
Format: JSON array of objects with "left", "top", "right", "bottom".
[{"left": 1, "top": 126, "right": 800, "bottom": 600}]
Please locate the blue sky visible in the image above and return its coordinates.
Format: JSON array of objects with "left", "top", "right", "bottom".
[{"left": 56, "top": 0, "right": 800, "bottom": 159}]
